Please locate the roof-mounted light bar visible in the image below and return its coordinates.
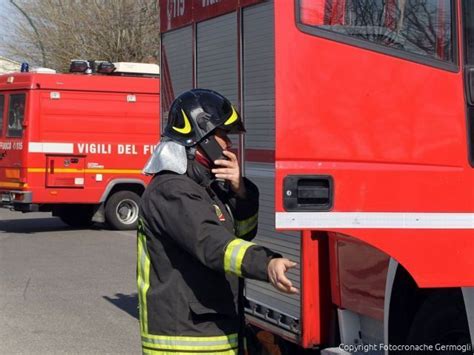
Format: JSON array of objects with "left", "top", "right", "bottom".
[
  {"left": 69, "top": 60, "right": 91, "bottom": 73},
  {"left": 112, "top": 62, "right": 160, "bottom": 76},
  {"left": 97, "top": 61, "right": 115, "bottom": 74},
  {"left": 69, "top": 59, "right": 159, "bottom": 76}
]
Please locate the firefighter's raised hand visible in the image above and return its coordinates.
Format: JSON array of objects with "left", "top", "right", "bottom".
[
  {"left": 212, "top": 150, "right": 246, "bottom": 198},
  {"left": 267, "top": 258, "right": 299, "bottom": 294}
]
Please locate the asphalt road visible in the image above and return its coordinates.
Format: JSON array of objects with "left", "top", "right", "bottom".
[{"left": 0, "top": 209, "right": 141, "bottom": 354}]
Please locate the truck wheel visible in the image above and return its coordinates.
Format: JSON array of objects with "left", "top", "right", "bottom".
[
  {"left": 58, "top": 205, "right": 94, "bottom": 228},
  {"left": 405, "top": 293, "right": 471, "bottom": 354},
  {"left": 105, "top": 191, "right": 141, "bottom": 230}
]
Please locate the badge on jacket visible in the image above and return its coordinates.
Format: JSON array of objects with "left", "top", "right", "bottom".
[{"left": 213, "top": 204, "right": 226, "bottom": 222}]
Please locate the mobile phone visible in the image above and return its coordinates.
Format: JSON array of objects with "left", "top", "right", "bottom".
[{"left": 200, "top": 136, "right": 227, "bottom": 165}]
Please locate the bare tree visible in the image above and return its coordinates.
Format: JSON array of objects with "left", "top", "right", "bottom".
[{"left": 1, "top": 0, "right": 160, "bottom": 72}]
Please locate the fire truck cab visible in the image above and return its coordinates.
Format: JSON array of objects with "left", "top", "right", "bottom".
[
  {"left": 0, "top": 61, "right": 160, "bottom": 230},
  {"left": 160, "top": 0, "right": 473, "bottom": 353}
]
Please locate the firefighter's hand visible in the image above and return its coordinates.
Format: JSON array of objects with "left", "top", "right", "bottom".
[
  {"left": 267, "top": 258, "right": 299, "bottom": 294},
  {"left": 212, "top": 150, "right": 246, "bottom": 198}
]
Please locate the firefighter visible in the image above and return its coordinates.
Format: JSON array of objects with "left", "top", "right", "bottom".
[{"left": 138, "top": 88, "right": 298, "bottom": 354}]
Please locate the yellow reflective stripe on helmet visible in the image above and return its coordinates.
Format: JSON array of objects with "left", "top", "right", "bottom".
[
  {"left": 141, "top": 333, "right": 238, "bottom": 352},
  {"left": 224, "top": 239, "right": 255, "bottom": 277},
  {"left": 137, "top": 219, "right": 151, "bottom": 334},
  {"left": 172, "top": 109, "right": 192, "bottom": 134},
  {"left": 234, "top": 213, "right": 258, "bottom": 238},
  {"left": 223, "top": 106, "right": 238, "bottom": 126}
]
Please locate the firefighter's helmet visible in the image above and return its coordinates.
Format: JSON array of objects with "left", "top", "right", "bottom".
[{"left": 164, "top": 89, "right": 245, "bottom": 147}]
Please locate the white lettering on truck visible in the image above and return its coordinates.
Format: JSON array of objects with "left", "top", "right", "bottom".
[
  {"left": 78, "top": 143, "right": 112, "bottom": 154},
  {"left": 117, "top": 144, "right": 138, "bottom": 155},
  {"left": 76, "top": 143, "right": 155, "bottom": 155},
  {"left": 143, "top": 145, "right": 157, "bottom": 155},
  {"left": 0, "top": 141, "right": 23, "bottom": 150},
  {"left": 168, "top": 0, "right": 185, "bottom": 18},
  {"left": 202, "top": 0, "right": 221, "bottom": 6}
]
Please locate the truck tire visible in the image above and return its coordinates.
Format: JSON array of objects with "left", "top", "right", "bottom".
[
  {"left": 405, "top": 293, "right": 471, "bottom": 354},
  {"left": 57, "top": 205, "right": 94, "bottom": 228},
  {"left": 105, "top": 191, "right": 141, "bottom": 230}
]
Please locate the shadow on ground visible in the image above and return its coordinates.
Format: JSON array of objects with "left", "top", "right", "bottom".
[
  {"left": 103, "top": 293, "right": 139, "bottom": 319},
  {"left": 0, "top": 216, "right": 106, "bottom": 234}
]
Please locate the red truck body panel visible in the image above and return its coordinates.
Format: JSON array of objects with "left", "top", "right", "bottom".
[
  {"left": 275, "top": 0, "right": 473, "bottom": 346},
  {"left": 0, "top": 72, "right": 159, "bottom": 207}
]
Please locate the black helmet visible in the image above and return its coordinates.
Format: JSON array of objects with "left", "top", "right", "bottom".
[{"left": 164, "top": 89, "right": 245, "bottom": 147}]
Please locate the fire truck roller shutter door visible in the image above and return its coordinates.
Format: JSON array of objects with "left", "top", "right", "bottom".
[{"left": 242, "top": 1, "right": 302, "bottom": 329}]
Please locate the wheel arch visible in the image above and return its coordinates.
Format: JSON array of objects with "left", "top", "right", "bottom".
[
  {"left": 385, "top": 259, "right": 472, "bottom": 349},
  {"left": 100, "top": 179, "right": 146, "bottom": 202}
]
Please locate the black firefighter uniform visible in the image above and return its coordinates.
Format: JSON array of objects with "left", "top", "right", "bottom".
[{"left": 137, "top": 169, "right": 277, "bottom": 354}]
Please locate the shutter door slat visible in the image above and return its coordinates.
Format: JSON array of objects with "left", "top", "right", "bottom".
[
  {"left": 161, "top": 27, "right": 193, "bottom": 98},
  {"left": 161, "top": 27, "right": 193, "bottom": 124},
  {"left": 196, "top": 12, "right": 239, "bottom": 148},
  {"left": 243, "top": 1, "right": 275, "bottom": 150}
]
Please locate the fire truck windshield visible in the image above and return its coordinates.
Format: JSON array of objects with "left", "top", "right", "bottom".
[
  {"left": 7, "top": 94, "right": 26, "bottom": 138},
  {"left": 298, "top": 0, "right": 454, "bottom": 64}
]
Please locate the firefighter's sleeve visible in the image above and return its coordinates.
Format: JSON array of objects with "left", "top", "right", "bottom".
[
  {"left": 226, "top": 177, "right": 259, "bottom": 241},
  {"left": 225, "top": 242, "right": 280, "bottom": 282},
  {"left": 150, "top": 179, "right": 275, "bottom": 281}
]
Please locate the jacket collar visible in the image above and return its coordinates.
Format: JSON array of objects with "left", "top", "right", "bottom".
[{"left": 186, "top": 158, "right": 213, "bottom": 188}]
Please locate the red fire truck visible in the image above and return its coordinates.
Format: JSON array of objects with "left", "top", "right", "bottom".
[
  {"left": 0, "top": 61, "right": 160, "bottom": 230},
  {"left": 160, "top": 0, "right": 473, "bottom": 352}
]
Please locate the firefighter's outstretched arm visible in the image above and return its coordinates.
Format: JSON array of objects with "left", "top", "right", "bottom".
[{"left": 142, "top": 177, "right": 298, "bottom": 291}]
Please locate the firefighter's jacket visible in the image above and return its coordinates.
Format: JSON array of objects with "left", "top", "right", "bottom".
[{"left": 137, "top": 160, "right": 277, "bottom": 354}]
